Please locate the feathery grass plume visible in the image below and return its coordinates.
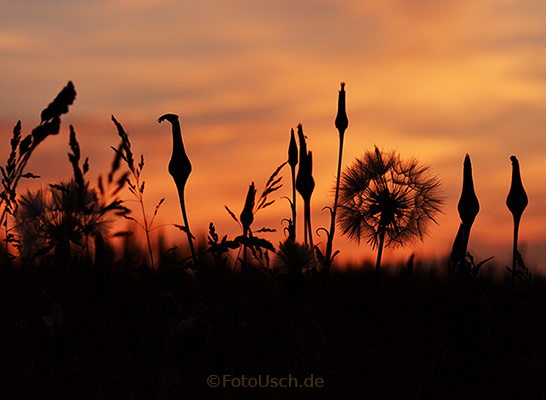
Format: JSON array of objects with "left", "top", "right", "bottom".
[
  {"left": 286, "top": 128, "right": 299, "bottom": 241},
  {"left": 337, "top": 147, "right": 442, "bottom": 282},
  {"left": 506, "top": 155, "right": 528, "bottom": 291},
  {"left": 112, "top": 116, "right": 162, "bottom": 269},
  {"left": 318, "top": 82, "right": 348, "bottom": 272},
  {"left": 0, "top": 82, "right": 77, "bottom": 252},
  {"left": 449, "top": 154, "right": 480, "bottom": 275},
  {"left": 295, "top": 124, "right": 315, "bottom": 247}
]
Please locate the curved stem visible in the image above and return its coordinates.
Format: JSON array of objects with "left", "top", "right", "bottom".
[
  {"left": 290, "top": 166, "right": 297, "bottom": 241},
  {"left": 511, "top": 216, "right": 520, "bottom": 293},
  {"left": 138, "top": 196, "right": 155, "bottom": 268},
  {"left": 324, "top": 133, "right": 344, "bottom": 268},
  {"left": 304, "top": 200, "right": 313, "bottom": 248},
  {"left": 177, "top": 185, "right": 205, "bottom": 301}
]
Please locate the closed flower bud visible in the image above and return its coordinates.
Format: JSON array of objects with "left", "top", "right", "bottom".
[
  {"left": 288, "top": 128, "right": 298, "bottom": 168},
  {"left": 335, "top": 82, "right": 348, "bottom": 136},
  {"left": 506, "top": 155, "right": 527, "bottom": 220},
  {"left": 458, "top": 154, "right": 479, "bottom": 229},
  {"left": 240, "top": 182, "right": 256, "bottom": 236}
]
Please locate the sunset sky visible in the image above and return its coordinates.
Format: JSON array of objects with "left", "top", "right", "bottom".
[{"left": 1, "top": 1, "right": 546, "bottom": 271}]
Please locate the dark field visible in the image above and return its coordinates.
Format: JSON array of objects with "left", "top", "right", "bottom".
[{"left": 2, "top": 248, "right": 546, "bottom": 400}]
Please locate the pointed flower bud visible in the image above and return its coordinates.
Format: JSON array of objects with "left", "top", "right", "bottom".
[
  {"left": 458, "top": 154, "right": 479, "bottom": 229},
  {"left": 506, "top": 155, "right": 528, "bottom": 220},
  {"left": 240, "top": 182, "right": 256, "bottom": 236},
  {"left": 335, "top": 82, "right": 348, "bottom": 136},
  {"left": 296, "top": 124, "right": 314, "bottom": 201},
  {"left": 288, "top": 128, "right": 298, "bottom": 169}
]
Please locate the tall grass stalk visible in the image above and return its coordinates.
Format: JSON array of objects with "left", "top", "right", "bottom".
[{"left": 111, "top": 116, "right": 161, "bottom": 269}]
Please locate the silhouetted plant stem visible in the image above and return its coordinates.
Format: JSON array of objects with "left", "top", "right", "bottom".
[
  {"left": 323, "top": 83, "right": 348, "bottom": 272},
  {"left": 506, "top": 155, "right": 527, "bottom": 293},
  {"left": 449, "top": 154, "right": 479, "bottom": 294},
  {"left": 158, "top": 114, "right": 204, "bottom": 299},
  {"left": 511, "top": 219, "right": 520, "bottom": 291},
  {"left": 288, "top": 128, "right": 298, "bottom": 241}
]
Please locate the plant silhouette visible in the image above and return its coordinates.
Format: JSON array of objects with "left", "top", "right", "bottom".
[
  {"left": 295, "top": 124, "right": 315, "bottom": 248},
  {"left": 506, "top": 155, "right": 528, "bottom": 291},
  {"left": 449, "top": 154, "right": 480, "bottom": 278},
  {"left": 157, "top": 114, "right": 199, "bottom": 271},
  {"left": 286, "top": 128, "right": 298, "bottom": 241},
  {"left": 1, "top": 82, "right": 76, "bottom": 255},
  {"left": 337, "top": 147, "right": 442, "bottom": 283},
  {"left": 318, "top": 82, "right": 348, "bottom": 272}
]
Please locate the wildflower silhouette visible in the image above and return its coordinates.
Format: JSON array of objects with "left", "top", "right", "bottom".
[
  {"left": 319, "top": 82, "right": 348, "bottom": 271},
  {"left": 16, "top": 126, "right": 124, "bottom": 262},
  {"left": 449, "top": 154, "right": 480, "bottom": 276},
  {"left": 157, "top": 113, "right": 197, "bottom": 262},
  {"left": 287, "top": 128, "right": 298, "bottom": 241},
  {"left": 295, "top": 124, "right": 315, "bottom": 247},
  {"left": 506, "top": 155, "right": 528, "bottom": 291},
  {"left": 17, "top": 180, "right": 111, "bottom": 258},
  {"left": 337, "top": 147, "right": 442, "bottom": 281}
]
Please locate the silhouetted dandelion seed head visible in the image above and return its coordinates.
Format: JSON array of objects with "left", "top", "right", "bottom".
[
  {"left": 276, "top": 239, "right": 315, "bottom": 271},
  {"left": 16, "top": 180, "right": 111, "bottom": 259},
  {"left": 337, "top": 147, "right": 442, "bottom": 249}
]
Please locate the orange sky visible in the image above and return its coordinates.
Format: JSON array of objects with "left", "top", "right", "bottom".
[{"left": 1, "top": 1, "right": 546, "bottom": 271}]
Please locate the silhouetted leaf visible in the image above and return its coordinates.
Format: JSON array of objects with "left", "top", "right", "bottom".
[
  {"left": 21, "top": 172, "right": 40, "bottom": 179},
  {"left": 225, "top": 205, "right": 239, "bottom": 223},
  {"left": 174, "top": 224, "right": 196, "bottom": 240},
  {"left": 256, "top": 227, "right": 276, "bottom": 233},
  {"left": 112, "top": 172, "right": 129, "bottom": 196},
  {"left": 113, "top": 231, "right": 132, "bottom": 237}
]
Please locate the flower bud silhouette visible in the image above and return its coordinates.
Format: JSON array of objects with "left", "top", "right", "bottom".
[
  {"left": 295, "top": 124, "right": 315, "bottom": 247},
  {"left": 458, "top": 154, "right": 480, "bottom": 230},
  {"left": 240, "top": 182, "right": 256, "bottom": 237},
  {"left": 335, "top": 82, "right": 348, "bottom": 137},
  {"left": 288, "top": 128, "right": 298, "bottom": 169},
  {"left": 157, "top": 113, "right": 192, "bottom": 190},
  {"left": 506, "top": 155, "right": 528, "bottom": 291},
  {"left": 506, "top": 155, "right": 527, "bottom": 222},
  {"left": 451, "top": 154, "right": 479, "bottom": 266},
  {"left": 287, "top": 128, "right": 298, "bottom": 241},
  {"left": 157, "top": 113, "right": 198, "bottom": 273}
]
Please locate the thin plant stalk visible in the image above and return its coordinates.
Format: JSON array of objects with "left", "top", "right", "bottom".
[
  {"left": 506, "top": 155, "right": 527, "bottom": 293},
  {"left": 111, "top": 116, "right": 157, "bottom": 268},
  {"left": 288, "top": 128, "right": 298, "bottom": 241},
  {"left": 323, "top": 82, "right": 348, "bottom": 271},
  {"left": 157, "top": 114, "right": 204, "bottom": 298}
]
